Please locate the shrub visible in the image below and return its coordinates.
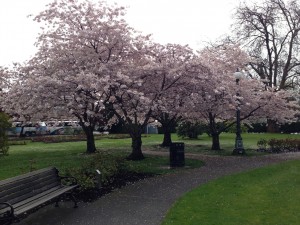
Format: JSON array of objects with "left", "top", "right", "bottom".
[
  {"left": 0, "top": 112, "right": 11, "bottom": 155},
  {"left": 247, "top": 123, "right": 267, "bottom": 133},
  {"left": 63, "top": 126, "right": 73, "bottom": 135},
  {"left": 224, "top": 121, "right": 249, "bottom": 133},
  {"left": 0, "top": 135, "right": 9, "bottom": 155},
  {"left": 32, "top": 135, "right": 86, "bottom": 143},
  {"left": 203, "top": 121, "right": 248, "bottom": 137},
  {"left": 257, "top": 138, "right": 267, "bottom": 151},
  {"left": 177, "top": 121, "right": 205, "bottom": 139},
  {"left": 65, "top": 152, "right": 127, "bottom": 191},
  {"left": 268, "top": 139, "right": 283, "bottom": 153},
  {"left": 106, "top": 134, "right": 131, "bottom": 139},
  {"left": 264, "top": 138, "right": 300, "bottom": 153},
  {"left": 280, "top": 122, "right": 300, "bottom": 133},
  {"left": 8, "top": 140, "right": 27, "bottom": 145},
  {"left": 284, "top": 139, "right": 300, "bottom": 151}
]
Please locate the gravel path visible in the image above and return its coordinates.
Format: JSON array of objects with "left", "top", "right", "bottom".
[{"left": 19, "top": 152, "right": 300, "bottom": 225}]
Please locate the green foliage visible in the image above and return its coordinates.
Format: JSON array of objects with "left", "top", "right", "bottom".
[
  {"left": 125, "top": 155, "right": 204, "bottom": 175},
  {"left": 106, "top": 134, "right": 131, "bottom": 139},
  {"left": 31, "top": 135, "right": 86, "bottom": 143},
  {"left": 204, "top": 121, "right": 248, "bottom": 136},
  {"left": 67, "top": 126, "right": 84, "bottom": 135},
  {"left": 268, "top": 138, "right": 283, "bottom": 153},
  {"left": 224, "top": 121, "right": 249, "bottom": 133},
  {"left": 63, "top": 152, "right": 204, "bottom": 191},
  {"left": 1, "top": 133, "right": 299, "bottom": 180},
  {"left": 257, "top": 138, "right": 268, "bottom": 151},
  {"left": 177, "top": 121, "right": 205, "bottom": 139},
  {"left": 162, "top": 160, "right": 300, "bottom": 225},
  {"left": 8, "top": 140, "right": 27, "bottom": 145},
  {"left": 280, "top": 122, "right": 300, "bottom": 133},
  {"left": 0, "top": 112, "right": 11, "bottom": 155},
  {"left": 247, "top": 123, "right": 267, "bottom": 133},
  {"left": 268, "top": 138, "right": 300, "bottom": 153},
  {"left": 63, "top": 126, "right": 74, "bottom": 135},
  {"left": 257, "top": 138, "right": 300, "bottom": 153},
  {"left": 65, "top": 152, "right": 127, "bottom": 191}
]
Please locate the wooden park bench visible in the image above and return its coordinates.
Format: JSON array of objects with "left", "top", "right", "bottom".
[{"left": 0, "top": 167, "right": 78, "bottom": 224}]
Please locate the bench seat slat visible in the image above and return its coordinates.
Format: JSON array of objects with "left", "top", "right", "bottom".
[
  {"left": 14, "top": 185, "right": 77, "bottom": 216},
  {"left": 1, "top": 180, "right": 61, "bottom": 204},
  {"left": 0, "top": 168, "right": 59, "bottom": 199},
  {"left": 0, "top": 167, "right": 57, "bottom": 187},
  {"left": 0, "top": 167, "right": 78, "bottom": 222}
]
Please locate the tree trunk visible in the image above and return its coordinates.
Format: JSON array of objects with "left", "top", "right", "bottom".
[
  {"left": 161, "top": 130, "right": 172, "bottom": 147},
  {"left": 158, "top": 114, "right": 178, "bottom": 147},
  {"left": 267, "top": 119, "right": 279, "bottom": 133},
  {"left": 211, "top": 133, "right": 221, "bottom": 150},
  {"left": 83, "top": 126, "right": 96, "bottom": 154},
  {"left": 128, "top": 132, "right": 144, "bottom": 160},
  {"left": 208, "top": 112, "right": 221, "bottom": 150},
  {"left": 19, "top": 126, "right": 25, "bottom": 137}
]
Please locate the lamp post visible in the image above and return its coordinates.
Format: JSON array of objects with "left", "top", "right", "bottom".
[{"left": 233, "top": 69, "right": 245, "bottom": 155}]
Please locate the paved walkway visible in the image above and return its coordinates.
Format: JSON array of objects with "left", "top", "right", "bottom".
[{"left": 19, "top": 152, "right": 300, "bottom": 225}]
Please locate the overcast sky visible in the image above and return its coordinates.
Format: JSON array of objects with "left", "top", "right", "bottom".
[{"left": 0, "top": 0, "right": 242, "bottom": 67}]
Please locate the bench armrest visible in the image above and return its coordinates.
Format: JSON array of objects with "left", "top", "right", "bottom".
[
  {"left": 60, "top": 176, "right": 78, "bottom": 186},
  {"left": 0, "top": 202, "right": 14, "bottom": 218}
]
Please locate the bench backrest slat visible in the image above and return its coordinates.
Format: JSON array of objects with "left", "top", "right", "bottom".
[{"left": 0, "top": 167, "right": 62, "bottom": 206}]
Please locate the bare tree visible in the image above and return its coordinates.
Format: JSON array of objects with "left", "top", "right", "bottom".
[{"left": 233, "top": 0, "right": 300, "bottom": 90}]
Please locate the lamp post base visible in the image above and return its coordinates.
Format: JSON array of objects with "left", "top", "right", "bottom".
[
  {"left": 233, "top": 138, "right": 245, "bottom": 155},
  {"left": 232, "top": 148, "right": 246, "bottom": 155}
]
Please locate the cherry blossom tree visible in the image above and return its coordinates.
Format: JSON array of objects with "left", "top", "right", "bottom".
[
  {"left": 188, "top": 41, "right": 297, "bottom": 151},
  {"left": 152, "top": 105, "right": 181, "bottom": 147},
  {"left": 149, "top": 44, "right": 206, "bottom": 147},
  {"left": 0, "top": 67, "right": 13, "bottom": 112},
  {"left": 0, "top": 67, "right": 7, "bottom": 104},
  {"left": 0, "top": 66, "right": 12, "bottom": 93},
  {"left": 108, "top": 42, "right": 209, "bottom": 159},
  {"left": 185, "top": 42, "right": 248, "bottom": 150},
  {"left": 4, "top": 0, "right": 135, "bottom": 153},
  {"left": 109, "top": 42, "right": 179, "bottom": 159},
  {"left": 109, "top": 69, "right": 153, "bottom": 160}
]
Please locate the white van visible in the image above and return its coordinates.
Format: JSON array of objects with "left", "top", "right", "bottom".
[{"left": 7, "top": 122, "right": 48, "bottom": 137}]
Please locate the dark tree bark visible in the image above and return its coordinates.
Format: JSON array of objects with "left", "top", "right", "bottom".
[
  {"left": 211, "top": 133, "right": 221, "bottom": 151},
  {"left": 19, "top": 126, "right": 25, "bottom": 138},
  {"left": 208, "top": 112, "right": 221, "bottom": 151},
  {"left": 234, "top": 0, "right": 300, "bottom": 90},
  {"left": 156, "top": 112, "right": 180, "bottom": 147},
  {"left": 128, "top": 131, "right": 144, "bottom": 160},
  {"left": 161, "top": 131, "right": 172, "bottom": 147},
  {"left": 82, "top": 125, "right": 96, "bottom": 154},
  {"left": 267, "top": 119, "right": 279, "bottom": 133}
]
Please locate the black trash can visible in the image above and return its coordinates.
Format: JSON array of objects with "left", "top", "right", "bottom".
[{"left": 170, "top": 142, "right": 185, "bottom": 167}]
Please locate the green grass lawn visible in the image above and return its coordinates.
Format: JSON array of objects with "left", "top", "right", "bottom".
[
  {"left": 2, "top": 133, "right": 299, "bottom": 223},
  {"left": 1, "top": 134, "right": 206, "bottom": 180},
  {"left": 162, "top": 160, "right": 300, "bottom": 225},
  {"left": 0, "top": 141, "right": 90, "bottom": 179},
  {"left": 1, "top": 133, "right": 299, "bottom": 180},
  {"left": 143, "top": 133, "right": 300, "bottom": 155}
]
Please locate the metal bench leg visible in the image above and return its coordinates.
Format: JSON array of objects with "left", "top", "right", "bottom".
[
  {"left": 69, "top": 193, "right": 78, "bottom": 208},
  {"left": 55, "top": 196, "right": 61, "bottom": 207}
]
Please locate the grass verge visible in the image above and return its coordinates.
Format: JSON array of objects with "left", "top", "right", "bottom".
[
  {"left": 125, "top": 155, "right": 204, "bottom": 175},
  {"left": 0, "top": 137, "right": 204, "bottom": 180},
  {"left": 2, "top": 133, "right": 299, "bottom": 180},
  {"left": 162, "top": 160, "right": 300, "bottom": 225}
]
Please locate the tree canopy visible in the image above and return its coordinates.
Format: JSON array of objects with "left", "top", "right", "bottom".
[
  {"left": 0, "top": 0, "right": 298, "bottom": 158},
  {"left": 233, "top": 0, "right": 300, "bottom": 90}
]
